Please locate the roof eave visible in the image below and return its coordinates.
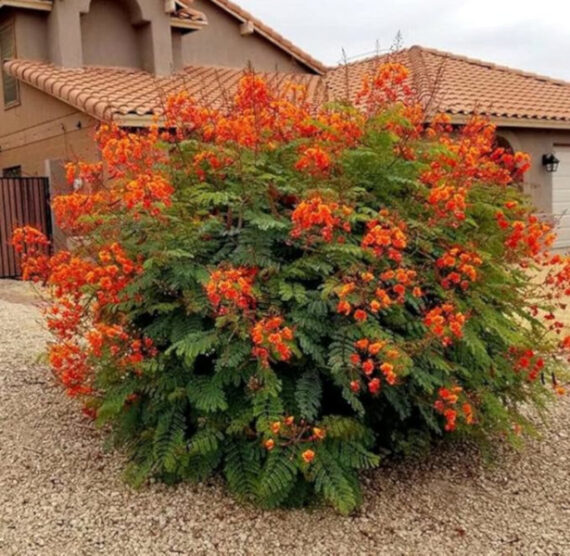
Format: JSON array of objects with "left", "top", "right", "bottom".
[
  {"left": 169, "top": 17, "right": 207, "bottom": 33},
  {"left": 447, "top": 113, "right": 570, "bottom": 131},
  {"left": 114, "top": 113, "right": 158, "bottom": 127},
  {"left": 0, "top": 0, "right": 52, "bottom": 11}
]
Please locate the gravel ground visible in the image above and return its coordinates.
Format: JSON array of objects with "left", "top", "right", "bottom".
[{"left": 1, "top": 280, "right": 569, "bottom": 555}]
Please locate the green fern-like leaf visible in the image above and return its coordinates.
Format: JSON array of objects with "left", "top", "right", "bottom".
[
  {"left": 257, "top": 448, "right": 298, "bottom": 507},
  {"left": 187, "top": 376, "right": 228, "bottom": 412},
  {"left": 295, "top": 369, "right": 322, "bottom": 421}
]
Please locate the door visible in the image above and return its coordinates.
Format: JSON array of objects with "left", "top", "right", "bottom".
[{"left": 553, "top": 146, "right": 570, "bottom": 249}]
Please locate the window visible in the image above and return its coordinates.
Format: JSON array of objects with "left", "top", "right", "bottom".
[
  {"left": 3, "top": 165, "right": 22, "bottom": 178},
  {"left": 0, "top": 22, "right": 19, "bottom": 107}
]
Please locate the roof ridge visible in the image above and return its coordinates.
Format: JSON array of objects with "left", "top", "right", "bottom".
[{"left": 413, "top": 45, "right": 570, "bottom": 89}]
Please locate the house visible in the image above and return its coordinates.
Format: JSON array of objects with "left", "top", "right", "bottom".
[{"left": 0, "top": 1, "right": 569, "bottom": 249}]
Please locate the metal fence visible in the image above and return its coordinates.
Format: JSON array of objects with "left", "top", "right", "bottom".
[{"left": 0, "top": 177, "right": 51, "bottom": 278}]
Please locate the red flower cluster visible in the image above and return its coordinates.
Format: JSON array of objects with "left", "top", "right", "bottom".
[
  {"left": 294, "top": 146, "right": 332, "bottom": 176},
  {"left": 335, "top": 264, "right": 420, "bottom": 321},
  {"left": 205, "top": 266, "right": 257, "bottom": 315},
  {"left": 350, "top": 338, "right": 401, "bottom": 394},
  {"left": 508, "top": 347, "right": 545, "bottom": 382},
  {"left": 437, "top": 248, "right": 483, "bottom": 290},
  {"left": 251, "top": 316, "right": 295, "bottom": 367},
  {"left": 357, "top": 63, "right": 412, "bottom": 113},
  {"left": 361, "top": 210, "right": 408, "bottom": 262},
  {"left": 193, "top": 150, "right": 233, "bottom": 181},
  {"left": 290, "top": 196, "right": 353, "bottom": 243},
  {"left": 496, "top": 213, "right": 555, "bottom": 259},
  {"left": 434, "top": 386, "right": 475, "bottom": 431},
  {"left": 420, "top": 117, "right": 532, "bottom": 227},
  {"left": 424, "top": 304, "right": 467, "bottom": 346}
]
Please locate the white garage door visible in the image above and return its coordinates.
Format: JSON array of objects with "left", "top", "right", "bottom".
[{"left": 553, "top": 146, "right": 570, "bottom": 249}]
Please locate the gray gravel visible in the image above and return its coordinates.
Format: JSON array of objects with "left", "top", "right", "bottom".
[{"left": 1, "top": 280, "right": 569, "bottom": 556}]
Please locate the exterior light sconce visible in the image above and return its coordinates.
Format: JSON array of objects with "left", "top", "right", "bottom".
[{"left": 542, "top": 153, "right": 560, "bottom": 173}]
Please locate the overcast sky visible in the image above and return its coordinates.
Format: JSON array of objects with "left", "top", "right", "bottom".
[{"left": 236, "top": 0, "right": 570, "bottom": 80}]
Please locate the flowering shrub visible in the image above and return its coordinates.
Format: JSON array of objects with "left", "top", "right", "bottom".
[{"left": 14, "top": 65, "right": 570, "bottom": 514}]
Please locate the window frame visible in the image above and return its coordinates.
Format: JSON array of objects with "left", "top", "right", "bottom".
[{"left": 0, "top": 20, "right": 20, "bottom": 109}]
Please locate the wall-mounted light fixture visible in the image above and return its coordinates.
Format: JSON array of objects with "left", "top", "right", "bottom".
[{"left": 542, "top": 153, "right": 560, "bottom": 173}]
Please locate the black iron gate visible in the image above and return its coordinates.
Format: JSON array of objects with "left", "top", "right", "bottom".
[{"left": 0, "top": 177, "right": 52, "bottom": 278}]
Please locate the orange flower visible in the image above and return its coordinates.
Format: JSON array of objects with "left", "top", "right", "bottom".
[
  {"left": 312, "top": 427, "right": 326, "bottom": 440},
  {"left": 264, "top": 439, "right": 275, "bottom": 451},
  {"left": 355, "top": 339, "right": 370, "bottom": 351},
  {"left": 290, "top": 196, "right": 352, "bottom": 242},
  {"left": 362, "top": 359, "right": 375, "bottom": 375},
  {"left": 368, "top": 342, "right": 385, "bottom": 356},
  {"left": 302, "top": 449, "right": 316, "bottom": 463},
  {"left": 354, "top": 309, "right": 367, "bottom": 322},
  {"left": 251, "top": 317, "right": 295, "bottom": 367},
  {"left": 350, "top": 353, "right": 361, "bottom": 365},
  {"left": 368, "top": 378, "right": 381, "bottom": 394}
]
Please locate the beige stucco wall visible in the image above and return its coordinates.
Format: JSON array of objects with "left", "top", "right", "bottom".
[
  {"left": 0, "top": 78, "right": 99, "bottom": 177},
  {"left": 14, "top": 10, "right": 48, "bottom": 61},
  {"left": 81, "top": 0, "right": 143, "bottom": 70},
  {"left": 49, "top": 0, "right": 174, "bottom": 75},
  {"left": 0, "top": 119, "right": 99, "bottom": 177},
  {"left": 497, "top": 127, "right": 570, "bottom": 214},
  {"left": 181, "top": 0, "right": 311, "bottom": 73}
]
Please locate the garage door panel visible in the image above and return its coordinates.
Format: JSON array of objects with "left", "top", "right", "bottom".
[
  {"left": 553, "top": 146, "right": 570, "bottom": 249},
  {"left": 553, "top": 202, "right": 570, "bottom": 212},
  {"left": 553, "top": 190, "right": 570, "bottom": 203}
]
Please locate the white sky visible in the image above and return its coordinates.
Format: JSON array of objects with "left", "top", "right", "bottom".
[{"left": 236, "top": 0, "right": 570, "bottom": 80}]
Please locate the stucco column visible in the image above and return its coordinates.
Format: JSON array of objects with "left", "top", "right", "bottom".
[
  {"left": 57, "top": 0, "right": 174, "bottom": 76},
  {"left": 47, "top": 2, "right": 84, "bottom": 68},
  {"left": 139, "top": 10, "right": 173, "bottom": 76}
]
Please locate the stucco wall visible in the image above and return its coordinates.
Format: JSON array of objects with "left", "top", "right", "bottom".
[
  {"left": 0, "top": 120, "right": 99, "bottom": 177},
  {"left": 81, "top": 0, "right": 142, "bottom": 69},
  {"left": 0, "top": 77, "right": 99, "bottom": 177},
  {"left": 181, "top": 0, "right": 310, "bottom": 73},
  {"left": 14, "top": 10, "right": 48, "bottom": 61},
  {"left": 49, "top": 0, "right": 174, "bottom": 75},
  {"left": 498, "top": 127, "right": 570, "bottom": 214}
]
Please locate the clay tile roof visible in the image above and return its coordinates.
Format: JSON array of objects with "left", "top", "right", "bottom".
[
  {"left": 327, "top": 45, "right": 570, "bottom": 125},
  {"left": 3, "top": 59, "right": 327, "bottom": 123},
  {"left": 7, "top": 46, "right": 570, "bottom": 128}
]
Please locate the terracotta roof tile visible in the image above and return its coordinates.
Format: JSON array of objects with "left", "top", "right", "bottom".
[
  {"left": 327, "top": 46, "right": 570, "bottom": 124},
  {"left": 4, "top": 59, "right": 328, "bottom": 122}
]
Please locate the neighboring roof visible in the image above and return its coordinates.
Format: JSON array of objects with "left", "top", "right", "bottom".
[
  {"left": 3, "top": 59, "right": 326, "bottom": 125},
  {"left": 327, "top": 46, "right": 570, "bottom": 126},
  {"left": 204, "top": 0, "right": 326, "bottom": 74}
]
